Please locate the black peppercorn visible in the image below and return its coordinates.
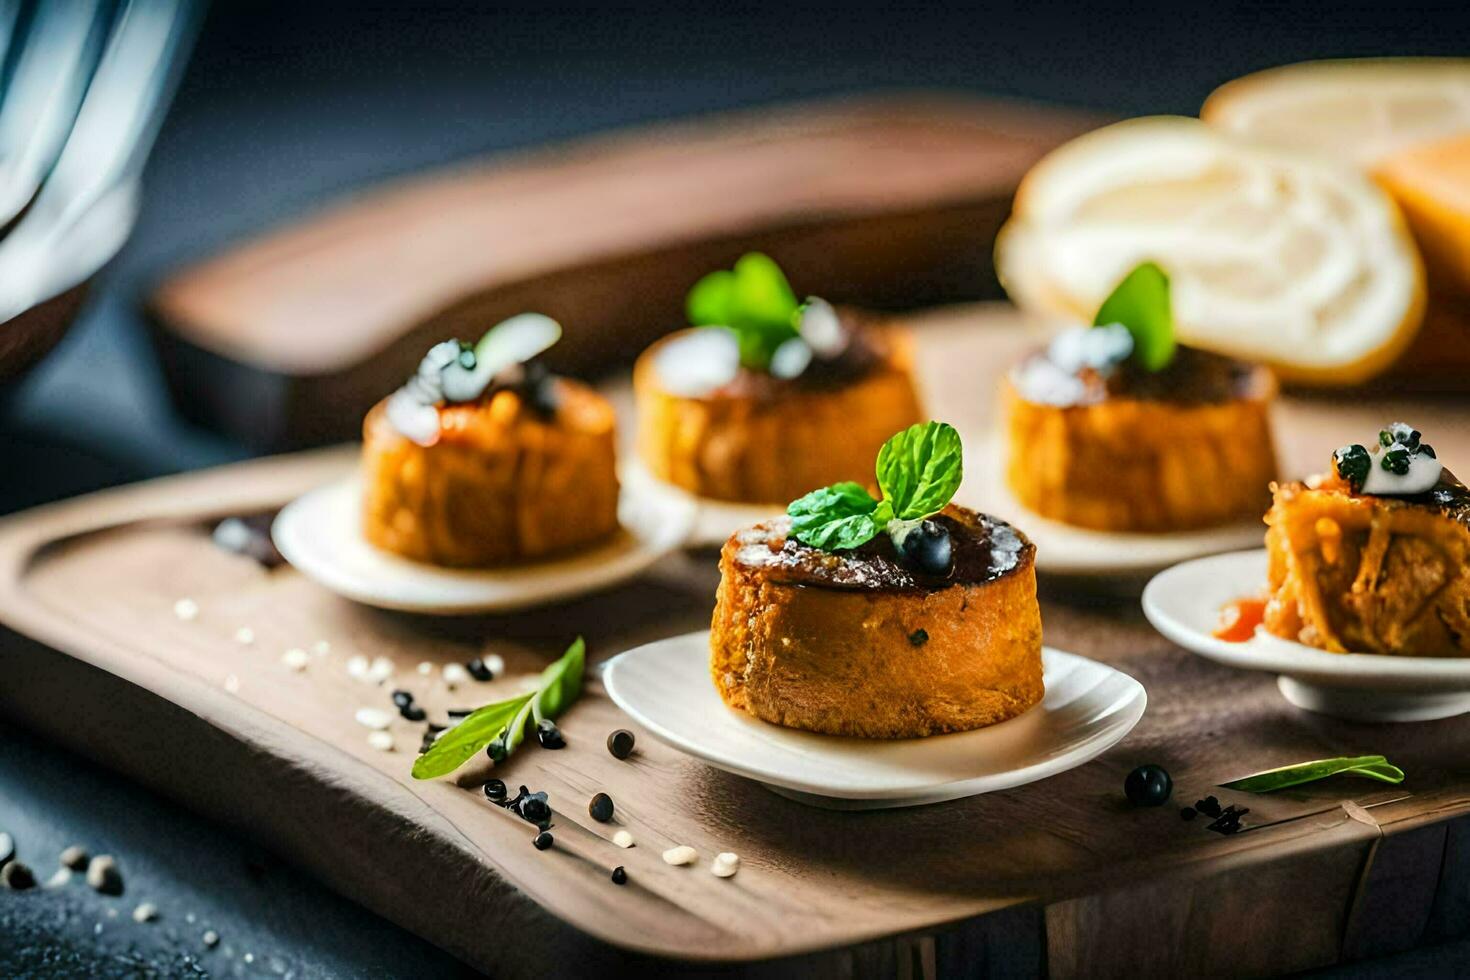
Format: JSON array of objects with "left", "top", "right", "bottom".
[
  {"left": 607, "top": 729, "right": 635, "bottom": 759},
  {"left": 466, "top": 658, "right": 493, "bottom": 682},
  {"left": 611, "top": 866, "right": 627, "bottom": 885},
  {"left": 484, "top": 778, "right": 508, "bottom": 803},
  {"left": 1123, "top": 765, "right": 1172, "bottom": 807},
  {"left": 589, "top": 793, "right": 614, "bottom": 823},
  {"left": 536, "top": 719, "right": 566, "bottom": 749},
  {"left": 401, "top": 704, "right": 426, "bottom": 723},
  {"left": 391, "top": 690, "right": 414, "bottom": 709},
  {"left": 533, "top": 831, "right": 554, "bottom": 851}
]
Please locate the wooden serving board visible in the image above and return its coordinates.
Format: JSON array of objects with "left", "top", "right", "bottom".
[
  {"left": 146, "top": 93, "right": 1099, "bottom": 450},
  {"left": 3, "top": 307, "right": 1470, "bottom": 978}
]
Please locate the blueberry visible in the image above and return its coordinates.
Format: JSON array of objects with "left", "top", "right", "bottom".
[
  {"left": 897, "top": 520, "right": 952, "bottom": 575},
  {"left": 607, "top": 730, "right": 635, "bottom": 759},
  {"left": 611, "top": 866, "right": 628, "bottom": 885},
  {"left": 533, "top": 831, "right": 554, "bottom": 851},
  {"left": 536, "top": 720, "right": 566, "bottom": 749},
  {"left": 483, "top": 778, "right": 508, "bottom": 803},
  {"left": 466, "top": 658, "right": 493, "bottom": 682},
  {"left": 1124, "top": 764, "right": 1172, "bottom": 807},
  {"left": 588, "top": 793, "right": 614, "bottom": 823}
]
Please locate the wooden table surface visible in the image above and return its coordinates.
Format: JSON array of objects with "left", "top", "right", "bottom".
[{"left": 1, "top": 305, "right": 1468, "bottom": 978}]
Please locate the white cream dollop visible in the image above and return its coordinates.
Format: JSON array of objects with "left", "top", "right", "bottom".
[
  {"left": 654, "top": 327, "right": 741, "bottom": 396},
  {"left": 1361, "top": 444, "right": 1442, "bottom": 495}
]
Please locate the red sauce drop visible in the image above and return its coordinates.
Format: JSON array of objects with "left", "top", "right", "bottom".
[{"left": 1214, "top": 596, "right": 1266, "bottom": 642}]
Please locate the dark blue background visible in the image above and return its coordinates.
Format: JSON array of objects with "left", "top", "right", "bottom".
[{"left": 3, "top": 2, "right": 1469, "bottom": 974}]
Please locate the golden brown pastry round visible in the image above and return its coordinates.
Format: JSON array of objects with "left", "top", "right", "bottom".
[
  {"left": 634, "top": 323, "right": 923, "bottom": 505},
  {"left": 362, "top": 381, "right": 619, "bottom": 567},
  {"left": 1264, "top": 455, "right": 1470, "bottom": 657},
  {"left": 1003, "top": 345, "right": 1278, "bottom": 532},
  {"left": 710, "top": 505, "right": 1043, "bottom": 738}
]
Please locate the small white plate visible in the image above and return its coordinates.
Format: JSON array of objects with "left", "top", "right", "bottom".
[
  {"left": 1143, "top": 550, "right": 1470, "bottom": 722},
  {"left": 622, "top": 464, "right": 784, "bottom": 548},
  {"left": 958, "top": 437, "right": 1265, "bottom": 578},
  {"left": 603, "top": 631, "right": 1146, "bottom": 809},
  {"left": 273, "top": 477, "right": 696, "bottom": 614}
]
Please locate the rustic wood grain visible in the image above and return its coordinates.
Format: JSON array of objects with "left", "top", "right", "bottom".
[
  {"left": 146, "top": 94, "right": 1100, "bottom": 449},
  {"left": 2, "top": 307, "right": 1469, "bottom": 977}
]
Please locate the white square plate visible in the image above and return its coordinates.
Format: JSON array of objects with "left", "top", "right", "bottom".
[{"left": 602, "top": 631, "right": 1146, "bottom": 809}]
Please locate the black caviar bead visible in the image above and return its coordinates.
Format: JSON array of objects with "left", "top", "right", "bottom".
[
  {"left": 391, "top": 690, "right": 414, "bottom": 709},
  {"left": 908, "top": 629, "right": 929, "bottom": 647},
  {"left": 536, "top": 719, "right": 566, "bottom": 749},
  {"left": 484, "top": 779, "right": 508, "bottom": 803},
  {"left": 611, "top": 866, "right": 627, "bottom": 885},
  {"left": 588, "top": 793, "right": 614, "bottom": 823},
  {"left": 486, "top": 736, "right": 508, "bottom": 762},
  {"left": 466, "top": 658, "right": 493, "bottom": 682},
  {"left": 607, "top": 730, "right": 635, "bottom": 760},
  {"left": 1382, "top": 447, "right": 1411, "bottom": 475},
  {"left": 1123, "top": 765, "right": 1172, "bottom": 807},
  {"left": 1421, "top": 443, "right": 1436, "bottom": 459},
  {"left": 401, "top": 704, "right": 426, "bottom": 723},
  {"left": 518, "top": 793, "right": 552, "bottom": 827},
  {"left": 533, "top": 831, "right": 554, "bottom": 851},
  {"left": 1180, "top": 807, "right": 1196, "bottom": 821},
  {"left": 1332, "top": 444, "right": 1371, "bottom": 491},
  {"left": 1195, "top": 796, "right": 1222, "bottom": 818}
]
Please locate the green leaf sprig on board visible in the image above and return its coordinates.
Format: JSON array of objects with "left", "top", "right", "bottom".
[
  {"left": 686, "top": 253, "right": 801, "bottom": 370},
  {"left": 787, "top": 421, "right": 964, "bottom": 551},
  {"left": 1094, "top": 261, "right": 1176, "bottom": 371},
  {"left": 1219, "top": 754, "right": 1405, "bottom": 793},
  {"left": 411, "top": 637, "right": 586, "bottom": 779}
]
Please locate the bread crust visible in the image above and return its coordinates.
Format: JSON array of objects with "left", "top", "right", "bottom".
[
  {"left": 1002, "top": 372, "right": 1277, "bottom": 532},
  {"left": 634, "top": 327, "right": 923, "bottom": 504},
  {"left": 710, "top": 510, "right": 1044, "bottom": 738},
  {"left": 1264, "top": 477, "right": 1470, "bottom": 656},
  {"left": 362, "top": 381, "right": 619, "bottom": 567}
]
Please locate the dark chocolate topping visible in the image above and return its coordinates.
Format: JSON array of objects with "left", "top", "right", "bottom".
[{"left": 731, "top": 506, "right": 1032, "bottom": 592}]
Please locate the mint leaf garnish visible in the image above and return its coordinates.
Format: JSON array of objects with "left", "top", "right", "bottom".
[
  {"left": 1219, "top": 754, "right": 1404, "bottom": 793},
  {"left": 876, "top": 421, "right": 964, "bottom": 521},
  {"left": 788, "top": 482, "right": 893, "bottom": 550},
  {"left": 686, "top": 253, "right": 800, "bottom": 370},
  {"left": 1094, "top": 261, "right": 1175, "bottom": 372},
  {"left": 786, "top": 421, "right": 963, "bottom": 550},
  {"left": 412, "top": 637, "right": 585, "bottom": 779}
]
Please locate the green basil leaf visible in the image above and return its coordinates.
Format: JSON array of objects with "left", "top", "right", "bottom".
[
  {"left": 412, "top": 637, "right": 586, "bottom": 779},
  {"left": 536, "top": 636, "right": 585, "bottom": 717},
  {"left": 1219, "top": 754, "right": 1404, "bottom": 793},
  {"left": 685, "top": 253, "right": 799, "bottom": 370},
  {"left": 412, "top": 693, "right": 533, "bottom": 779},
  {"left": 788, "top": 482, "right": 887, "bottom": 550},
  {"left": 1094, "top": 261, "right": 1175, "bottom": 372},
  {"left": 875, "top": 421, "right": 963, "bottom": 521}
]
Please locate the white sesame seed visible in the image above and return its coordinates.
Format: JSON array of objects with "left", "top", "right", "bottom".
[
  {"left": 368, "top": 656, "right": 395, "bottom": 684},
  {"left": 281, "top": 649, "right": 309, "bottom": 671},
  {"left": 233, "top": 627, "right": 255, "bottom": 646},
  {"left": 355, "top": 707, "right": 392, "bottom": 731},
  {"left": 223, "top": 674, "right": 240, "bottom": 694},
  {"left": 346, "top": 655, "right": 370, "bottom": 680},
  {"left": 442, "top": 663, "right": 469, "bottom": 688},
  {"left": 367, "top": 731, "right": 394, "bottom": 752},
  {"left": 483, "top": 653, "right": 506, "bottom": 675},
  {"left": 416, "top": 661, "right": 432, "bottom": 675},
  {"left": 173, "top": 598, "right": 199, "bottom": 621},
  {"left": 132, "top": 903, "right": 158, "bottom": 923},
  {"left": 312, "top": 640, "right": 331, "bottom": 655},
  {"left": 661, "top": 845, "right": 697, "bottom": 866},
  {"left": 612, "top": 830, "right": 635, "bottom": 848}
]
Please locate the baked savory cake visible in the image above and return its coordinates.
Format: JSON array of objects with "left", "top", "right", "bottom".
[
  {"left": 362, "top": 314, "right": 620, "bottom": 567},
  {"left": 1264, "top": 423, "right": 1470, "bottom": 656},
  {"left": 710, "top": 422, "right": 1044, "bottom": 738},
  {"left": 635, "top": 253, "right": 922, "bottom": 504},
  {"left": 1003, "top": 262, "right": 1277, "bottom": 532}
]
